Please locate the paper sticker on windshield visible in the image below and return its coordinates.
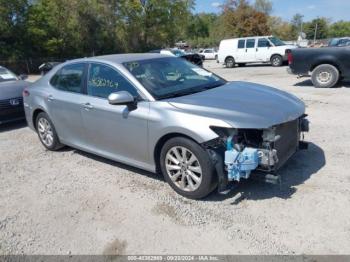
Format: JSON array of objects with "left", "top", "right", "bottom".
[
  {"left": 191, "top": 68, "right": 212, "bottom": 77},
  {"left": 0, "top": 74, "right": 15, "bottom": 79}
]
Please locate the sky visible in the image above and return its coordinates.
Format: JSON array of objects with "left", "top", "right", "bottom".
[{"left": 195, "top": 0, "right": 350, "bottom": 22}]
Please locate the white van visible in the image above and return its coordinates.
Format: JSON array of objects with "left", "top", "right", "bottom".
[{"left": 218, "top": 36, "right": 297, "bottom": 67}]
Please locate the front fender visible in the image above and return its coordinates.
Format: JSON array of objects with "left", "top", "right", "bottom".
[{"left": 148, "top": 102, "right": 232, "bottom": 166}]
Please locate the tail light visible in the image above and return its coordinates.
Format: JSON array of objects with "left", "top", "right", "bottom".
[
  {"left": 22, "top": 88, "right": 30, "bottom": 97},
  {"left": 287, "top": 51, "right": 293, "bottom": 65}
]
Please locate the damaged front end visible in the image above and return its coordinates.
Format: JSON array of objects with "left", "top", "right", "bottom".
[{"left": 203, "top": 115, "right": 310, "bottom": 193}]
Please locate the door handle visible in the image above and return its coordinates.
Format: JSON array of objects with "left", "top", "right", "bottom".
[
  {"left": 47, "top": 95, "right": 54, "bottom": 102},
  {"left": 82, "top": 103, "right": 94, "bottom": 110}
]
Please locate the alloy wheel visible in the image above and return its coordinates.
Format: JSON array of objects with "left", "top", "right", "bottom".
[
  {"left": 37, "top": 118, "right": 54, "bottom": 147},
  {"left": 165, "top": 146, "right": 203, "bottom": 192}
]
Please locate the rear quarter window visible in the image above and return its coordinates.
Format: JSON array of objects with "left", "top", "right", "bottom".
[{"left": 50, "top": 63, "right": 85, "bottom": 93}]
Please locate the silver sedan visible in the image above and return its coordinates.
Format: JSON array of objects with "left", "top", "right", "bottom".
[{"left": 23, "top": 54, "right": 309, "bottom": 199}]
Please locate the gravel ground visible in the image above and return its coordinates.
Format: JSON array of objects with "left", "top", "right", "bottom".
[{"left": 1, "top": 60, "right": 350, "bottom": 255}]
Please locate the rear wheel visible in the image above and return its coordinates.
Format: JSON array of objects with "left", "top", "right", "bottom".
[
  {"left": 225, "top": 57, "right": 235, "bottom": 68},
  {"left": 160, "top": 137, "right": 217, "bottom": 199},
  {"left": 36, "top": 112, "right": 63, "bottom": 151},
  {"left": 271, "top": 55, "right": 283, "bottom": 67},
  {"left": 311, "top": 64, "right": 339, "bottom": 88}
]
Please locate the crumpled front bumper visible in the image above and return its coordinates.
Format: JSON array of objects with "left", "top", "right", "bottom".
[{"left": 209, "top": 116, "right": 310, "bottom": 193}]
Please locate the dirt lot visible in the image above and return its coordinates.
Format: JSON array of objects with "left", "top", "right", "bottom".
[{"left": 1, "top": 60, "right": 350, "bottom": 255}]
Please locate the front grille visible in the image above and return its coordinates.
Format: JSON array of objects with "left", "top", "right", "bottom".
[
  {"left": 274, "top": 119, "right": 299, "bottom": 169},
  {"left": 0, "top": 97, "right": 23, "bottom": 110}
]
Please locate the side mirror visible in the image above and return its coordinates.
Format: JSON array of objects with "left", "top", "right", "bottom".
[
  {"left": 19, "top": 74, "right": 28, "bottom": 80},
  {"left": 108, "top": 91, "right": 135, "bottom": 106}
]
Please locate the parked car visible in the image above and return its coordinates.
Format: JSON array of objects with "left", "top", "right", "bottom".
[
  {"left": 288, "top": 46, "right": 350, "bottom": 88},
  {"left": 199, "top": 49, "right": 218, "bottom": 60},
  {"left": 218, "top": 36, "right": 297, "bottom": 68},
  {"left": 39, "top": 62, "right": 61, "bottom": 75},
  {"left": 328, "top": 37, "right": 350, "bottom": 47},
  {"left": 24, "top": 54, "right": 309, "bottom": 199},
  {"left": 0, "top": 66, "right": 29, "bottom": 124},
  {"left": 149, "top": 49, "right": 204, "bottom": 66}
]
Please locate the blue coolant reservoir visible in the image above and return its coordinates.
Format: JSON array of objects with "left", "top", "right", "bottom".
[{"left": 225, "top": 147, "right": 259, "bottom": 182}]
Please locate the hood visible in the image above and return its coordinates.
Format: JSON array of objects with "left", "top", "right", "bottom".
[
  {"left": 0, "top": 80, "right": 28, "bottom": 100},
  {"left": 284, "top": 45, "right": 298, "bottom": 49},
  {"left": 166, "top": 81, "right": 305, "bottom": 129}
]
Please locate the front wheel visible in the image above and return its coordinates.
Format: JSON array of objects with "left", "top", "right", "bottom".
[
  {"left": 311, "top": 64, "right": 339, "bottom": 88},
  {"left": 225, "top": 57, "right": 235, "bottom": 68},
  {"left": 271, "top": 55, "right": 283, "bottom": 67},
  {"left": 36, "top": 112, "right": 63, "bottom": 151},
  {"left": 160, "top": 137, "right": 217, "bottom": 199}
]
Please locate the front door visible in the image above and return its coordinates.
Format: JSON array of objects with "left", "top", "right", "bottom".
[
  {"left": 80, "top": 62, "right": 150, "bottom": 168},
  {"left": 256, "top": 38, "right": 272, "bottom": 62}
]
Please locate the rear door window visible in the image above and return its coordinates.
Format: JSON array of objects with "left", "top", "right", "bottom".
[
  {"left": 238, "top": 40, "right": 245, "bottom": 49},
  {"left": 87, "top": 63, "right": 139, "bottom": 99},
  {"left": 50, "top": 63, "right": 85, "bottom": 93},
  {"left": 246, "top": 39, "right": 256, "bottom": 48}
]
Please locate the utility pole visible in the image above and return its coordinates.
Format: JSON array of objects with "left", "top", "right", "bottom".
[{"left": 314, "top": 22, "right": 318, "bottom": 44}]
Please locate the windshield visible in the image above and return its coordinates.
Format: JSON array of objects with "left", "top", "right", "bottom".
[
  {"left": 268, "top": 37, "right": 285, "bottom": 46},
  {"left": 0, "top": 67, "right": 18, "bottom": 82},
  {"left": 329, "top": 38, "right": 340, "bottom": 46},
  {"left": 124, "top": 57, "right": 226, "bottom": 100}
]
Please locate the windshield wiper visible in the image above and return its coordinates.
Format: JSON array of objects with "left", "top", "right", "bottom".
[
  {"left": 198, "top": 82, "right": 225, "bottom": 91},
  {"left": 158, "top": 82, "right": 225, "bottom": 100},
  {"left": 158, "top": 90, "right": 196, "bottom": 100}
]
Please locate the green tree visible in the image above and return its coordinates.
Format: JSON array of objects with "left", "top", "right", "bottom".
[
  {"left": 219, "top": 0, "right": 270, "bottom": 38},
  {"left": 290, "top": 13, "right": 304, "bottom": 39},
  {"left": 268, "top": 16, "right": 294, "bottom": 40},
  {"left": 0, "top": 0, "right": 29, "bottom": 59},
  {"left": 254, "top": 0, "right": 272, "bottom": 15},
  {"left": 304, "top": 17, "right": 329, "bottom": 40},
  {"left": 328, "top": 21, "right": 350, "bottom": 37}
]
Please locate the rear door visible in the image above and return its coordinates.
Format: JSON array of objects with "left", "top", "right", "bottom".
[
  {"left": 48, "top": 63, "right": 87, "bottom": 147},
  {"left": 235, "top": 39, "right": 247, "bottom": 62}
]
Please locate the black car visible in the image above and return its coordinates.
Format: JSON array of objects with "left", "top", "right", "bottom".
[
  {"left": 38, "top": 62, "right": 61, "bottom": 75},
  {"left": 328, "top": 37, "right": 350, "bottom": 47},
  {"left": 0, "top": 66, "right": 29, "bottom": 124},
  {"left": 149, "top": 49, "right": 204, "bottom": 66}
]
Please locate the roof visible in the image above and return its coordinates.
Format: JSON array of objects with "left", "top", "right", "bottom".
[
  {"left": 75, "top": 53, "right": 167, "bottom": 64},
  {"left": 222, "top": 36, "right": 273, "bottom": 41}
]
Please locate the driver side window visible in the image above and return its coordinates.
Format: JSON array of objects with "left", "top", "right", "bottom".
[{"left": 87, "top": 63, "right": 139, "bottom": 99}]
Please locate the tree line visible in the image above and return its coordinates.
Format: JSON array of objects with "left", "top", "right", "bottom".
[{"left": 1, "top": 0, "right": 350, "bottom": 62}]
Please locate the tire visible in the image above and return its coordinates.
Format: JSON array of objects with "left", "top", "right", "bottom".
[
  {"left": 36, "top": 112, "right": 63, "bottom": 151},
  {"left": 215, "top": 55, "right": 218, "bottom": 61},
  {"left": 311, "top": 64, "right": 340, "bottom": 88},
  {"left": 271, "top": 55, "right": 283, "bottom": 67},
  {"left": 160, "top": 137, "right": 217, "bottom": 199},
  {"left": 225, "top": 57, "right": 235, "bottom": 68}
]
